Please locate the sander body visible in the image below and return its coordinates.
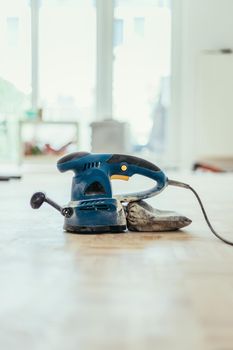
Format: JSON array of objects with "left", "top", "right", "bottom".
[{"left": 30, "top": 151, "right": 190, "bottom": 233}]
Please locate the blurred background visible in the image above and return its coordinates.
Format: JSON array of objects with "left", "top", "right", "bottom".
[{"left": 0, "top": 0, "right": 233, "bottom": 172}]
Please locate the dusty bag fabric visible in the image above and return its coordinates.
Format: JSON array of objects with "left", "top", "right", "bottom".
[{"left": 126, "top": 200, "right": 191, "bottom": 232}]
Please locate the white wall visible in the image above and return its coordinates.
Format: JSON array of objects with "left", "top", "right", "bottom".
[{"left": 170, "top": 0, "right": 233, "bottom": 167}]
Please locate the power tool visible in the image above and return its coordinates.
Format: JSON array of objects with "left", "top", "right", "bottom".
[{"left": 30, "top": 152, "right": 233, "bottom": 246}]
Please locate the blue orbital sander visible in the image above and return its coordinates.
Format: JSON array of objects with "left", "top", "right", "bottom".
[{"left": 30, "top": 152, "right": 233, "bottom": 246}]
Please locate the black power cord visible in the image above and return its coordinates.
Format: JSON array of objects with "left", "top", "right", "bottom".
[{"left": 168, "top": 179, "right": 233, "bottom": 246}]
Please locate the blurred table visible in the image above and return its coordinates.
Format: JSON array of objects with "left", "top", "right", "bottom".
[
  {"left": 0, "top": 172, "right": 233, "bottom": 350},
  {"left": 18, "top": 120, "right": 79, "bottom": 164}
]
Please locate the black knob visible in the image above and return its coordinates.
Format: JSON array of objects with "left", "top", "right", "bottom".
[
  {"left": 30, "top": 192, "right": 46, "bottom": 209},
  {"left": 61, "top": 207, "right": 74, "bottom": 218}
]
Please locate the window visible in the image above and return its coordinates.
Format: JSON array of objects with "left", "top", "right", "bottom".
[
  {"left": 0, "top": 0, "right": 172, "bottom": 163},
  {"left": 0, "top": 1, "right": 31, "bottom": 113},
  {"left": 0, "top": 0, "right": 31, "bottom": 162},
  {"left": 39, "top": 0, "right": 96, "bottom": 149},
  {"left": 6, "top": 17, "right": 19, "bottom": 47},
  {"left": 114, "top": 19, "right": 124, "bottom": 47},
  {"left": 113, "top": 0, "right": 171, "bottom": 153},
  {"left": 134, "top": 17, "right": 144, "bottom": 37}
]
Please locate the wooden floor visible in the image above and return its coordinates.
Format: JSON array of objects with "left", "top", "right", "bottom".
[{"left": 0, "top": 171, "right": 233, "bottom": 350}]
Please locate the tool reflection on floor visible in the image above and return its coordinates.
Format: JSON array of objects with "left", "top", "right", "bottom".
[{"left": 30, "top": 152, "right": 232, "bottom": 246}]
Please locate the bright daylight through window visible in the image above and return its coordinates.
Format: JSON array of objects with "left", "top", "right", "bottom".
[
  {"left": 113, "top": 0, "right": 171, "bottom": 153},
  {"left": 0, "top": 0, "right": 31, "bottom": 162},
  {"left": 0, "top": 0, "right": 171, "bottom": 164}
]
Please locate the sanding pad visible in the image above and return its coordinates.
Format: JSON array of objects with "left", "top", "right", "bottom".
[{"left": 126, "top": 200, "right": 192, "bottom": 232}]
